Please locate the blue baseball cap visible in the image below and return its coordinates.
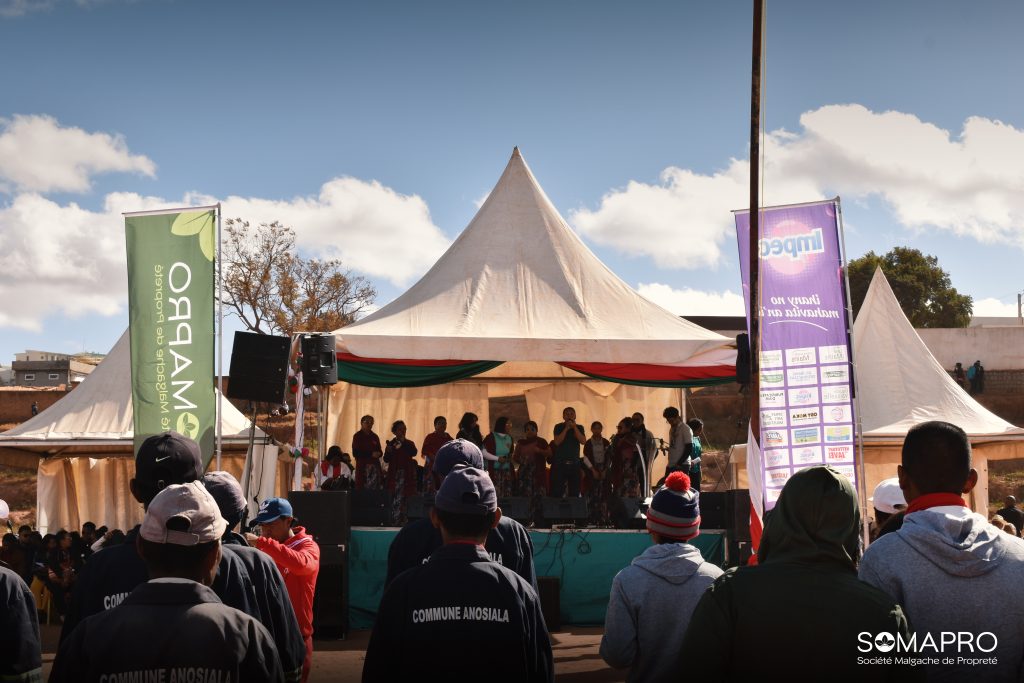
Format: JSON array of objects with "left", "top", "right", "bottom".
[
  {"left": 435, "top": 465, "right": 496, "bottom": 515},
  {"left": 433, "top": 438, "right": 485, "bottom": 476},
  {"left": 252, "top": 497, "right": 294, "bottom": 525}
]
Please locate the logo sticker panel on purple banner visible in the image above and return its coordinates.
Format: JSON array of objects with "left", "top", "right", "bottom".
[{"left": 736, "top": 200, "right": 857, "bottom": 510}]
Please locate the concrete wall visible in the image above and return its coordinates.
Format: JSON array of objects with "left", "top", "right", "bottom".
[
  {"left": 918, "top": 327, "right": 1024, "bottom": 371},
  {"left": 0, "top": 388, "right": 70, "bottom": 424}
]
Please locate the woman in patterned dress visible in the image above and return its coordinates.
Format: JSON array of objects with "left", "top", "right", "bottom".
[
  {"left": 384, "top": 420, "right": 418, "bottom": 525},
  {"left": 583, "top": 421, "right": 613, "bottom": 525},
  {"left": 514, "top": 420, "right": 551, "bottom": 527},
  {"left": 420, "top": 415, "right": 453, "bottom": 494},
  {"left": 483, "top": 417, "right": 517, "bottom": 499},
  {"left": 611, "top": 417, "right": 642, "bottom": 499},
  {"left": 351, "top": 414, "right": 383, "bottom": 490}
]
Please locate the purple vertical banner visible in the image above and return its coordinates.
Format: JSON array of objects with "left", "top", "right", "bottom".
[{"left": 735, "top": 199, "right": 856, "bottom": 511}]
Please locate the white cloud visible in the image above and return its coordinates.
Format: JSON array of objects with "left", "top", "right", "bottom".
[
  {"left": 0, "top": 0, "right": 54, "bottom": 17},
  {"left": 0, "top": 114, "right": 156, "bottom": 194},
  {"left": 972, "top": 297, "right": 1019, "bottom": 317},
  {"left": 220, "top": 177, "right": 450, "bottom": 286},
  {"left": 0, "top": 192, "right": 137, "bottom": 329},
  {"left": 636, "top": 282, "right": 745, "bottom": 317},
  {"left": 572, "top": 105, "right": 1024, "bottom": 268},
  {"left": 0, "top": 179, "right": 449, "bottom": 330}
]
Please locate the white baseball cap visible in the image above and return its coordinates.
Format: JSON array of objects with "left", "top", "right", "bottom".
[
  {"left": 870, "top": 477, "right": 907, "bottom": 515},
  {"left": 141, "top": 481, "right": 226, "bottom": 546},
  {"left": 0, "top": 498, "right": 8, "bottom": 519}
]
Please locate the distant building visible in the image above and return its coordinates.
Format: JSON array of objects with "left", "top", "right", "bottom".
[
  {"left": 682, "top": 316, "right": 747, "bottom": 339},
  {"left": 11, "top": 349, "right": 95, "bottom": 387},
  {"left": 0, "top": 365, "right": 12, "bottom": 386}
]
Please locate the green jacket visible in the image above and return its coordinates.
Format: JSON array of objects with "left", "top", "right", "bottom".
[{"left": 679, "top": 466, "right": 922, "bottom": 682}]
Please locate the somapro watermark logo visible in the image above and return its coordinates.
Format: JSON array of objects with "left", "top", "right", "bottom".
[
  {"left": 858, "top": 631, "right": 997, "bottom": 654},
  {"left": 857, "top": 631, "right": 999, "bottom": 668}
]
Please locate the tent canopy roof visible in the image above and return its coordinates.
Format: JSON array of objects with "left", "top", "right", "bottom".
[
  {"left": 0, "top": 330, "right": 260, "bottom": 452},
  {"left": 853, "top": 268, "right": 1024, "bottom": 440},
  {"left": 335, "top": 148, "right": 729, "bottom": 365}
]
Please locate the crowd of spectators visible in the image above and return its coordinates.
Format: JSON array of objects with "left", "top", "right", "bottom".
[{"left": 0, "top": 520, "right": 129, "bottom": 620}]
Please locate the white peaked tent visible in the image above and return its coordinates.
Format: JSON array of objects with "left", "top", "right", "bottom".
[
  {"left": 0, "top": 330, "right": 288, "bottom": 533},
  {"left": 735, "top": 269, "right": 1024, "bottom": 515},
  {"left": 852, "top": 268, "right": 1024, "bottom": 512},
  {"left": 328, "top": 148, "right": 735, "bottom": 466},
  {"left": 337, "top": 147, "right": 731, "bottom": 365}
]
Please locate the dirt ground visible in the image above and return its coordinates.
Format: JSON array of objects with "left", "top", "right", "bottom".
[
  {"left": 0, "top": 465, "right": 37, "bottom": 528},
  {"left": 39, "top": 624, "right": 624, "bottom": 682}
]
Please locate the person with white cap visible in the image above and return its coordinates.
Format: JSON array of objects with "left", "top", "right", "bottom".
[
  {"left": 383, "top": 438, "right": 537, "bottom": 591},
  {"left": 61, "top": 432, "right": 258, "bottom": 643},
  {"left": 0, "top": 498, "right": 11, "bottom": 533},
  {"left": 50, "top": 481, "right": 283, "bottom": 682},
  {"left": 870, "top": 476, "right": 907, "bottom": 540},
  {"left": 364, "top": 465, "right": 553, "bottom": 683},
  {"left": 600, "top": 472, "right": 722, "bottom": 682}
]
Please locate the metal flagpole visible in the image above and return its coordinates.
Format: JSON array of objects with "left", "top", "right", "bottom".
[
  {"left": 837, "top": 198, "right": 871, "bottom": 547},
  {"left": 748, "top": 0, "right": 765, "bottom": 448},
  {"left": 216, "top": 204, "right": 223, "bottom": 471}
]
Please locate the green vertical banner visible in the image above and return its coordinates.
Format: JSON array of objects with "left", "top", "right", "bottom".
[{"left": 125, "top": 207, "right": 217, "bottom": 464}]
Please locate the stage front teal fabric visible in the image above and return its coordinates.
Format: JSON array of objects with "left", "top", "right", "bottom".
[{"left": 348, "top": 528, "right": 726, "bottom": 629}]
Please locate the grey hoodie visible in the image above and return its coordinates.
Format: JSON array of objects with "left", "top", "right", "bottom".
[
  {"left": 859, "top": 507, "right": 1024, "bottom": 683},
  {"left": 600, "top": 541, "right": 722, "bottom": 683}
]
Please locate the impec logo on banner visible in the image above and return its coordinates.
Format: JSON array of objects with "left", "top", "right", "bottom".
[{"left": 759, "top": 228, "right": 825, "bottom": 261}]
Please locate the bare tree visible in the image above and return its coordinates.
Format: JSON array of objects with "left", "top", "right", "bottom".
[{"left": 221, "top": 218, "right": 376, "bottom": 335}]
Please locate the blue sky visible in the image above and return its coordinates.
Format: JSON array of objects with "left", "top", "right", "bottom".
[{"left": 1, "top": 0, "right": 1022, "bottom": 364}]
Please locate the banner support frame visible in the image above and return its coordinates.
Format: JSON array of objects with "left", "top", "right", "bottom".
[
  {"left": 836, "top": 198, "right": 870, "bottom": 548},
  {"left": 216, "top": 204, "right": 223, "bottom": 472}
]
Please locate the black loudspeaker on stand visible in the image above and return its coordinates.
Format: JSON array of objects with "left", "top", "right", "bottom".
[
  {"left": 227, "top": 331, "right": 291, "bottom": 404},
  {"left": 288, "top": 491, "right": 350, "bottom": 639},
  {"left": 300, "top": 334, "right": 338, "bottom": 386}
]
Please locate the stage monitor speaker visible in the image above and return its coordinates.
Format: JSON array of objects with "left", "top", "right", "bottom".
[
  {"left": 406, "top": 494, "right": 434, "bottom": 520},
  {"left": 614, "top": 496, "right": 645, "bottom": 529},
  {"left": 227, "top": 331, "right": 290, "bottom": 404},
  {"left": 542, "top": 497, "right": 589, "bottom": 523},
  {"left": 288, "top": 491, "right": 351, "bottom": 546},
  {"left": 351, "top": 490, "right": 390, "bottom": 527},
  {"left": 301, "top": 334, "right": 338, "bottom": 386},
  {"left": 699, "top": 491, "right": 728, "bottom": 529},
  {"left": 498, "top": 497, "right": 530, "bottom": 522},
  {"left": 727, "top": 488, "right": 752, "bottom": 541},
  {"left": 313, "top": 544, "right": 348, "bottom": 640},
  {"left": 536, "top": 576, "right": 561, "bottom": 631}
]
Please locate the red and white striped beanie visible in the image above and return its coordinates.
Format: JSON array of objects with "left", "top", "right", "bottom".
[{"left": 646, "top": 471, "right": 701, "bottom": 541}]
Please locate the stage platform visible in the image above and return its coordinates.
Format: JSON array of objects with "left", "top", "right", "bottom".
[{"left": 348, "top": 527, "right": 727, "bottom": 628}]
